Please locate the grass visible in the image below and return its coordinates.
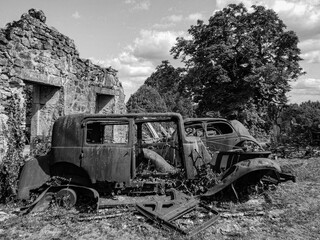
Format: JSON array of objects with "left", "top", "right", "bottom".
[{"left": 0, "top": 157, "right": 320, "bottom": 240}]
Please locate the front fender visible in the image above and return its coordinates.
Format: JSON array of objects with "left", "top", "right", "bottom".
[
  {"left": 201, "top": 158, "right": 281, "bottom": 198},
  {"left": 17, "top": 155, "right": 51, "bottom": 200}
]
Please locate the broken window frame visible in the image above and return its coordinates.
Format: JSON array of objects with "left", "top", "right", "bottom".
[{"left": 84, "top": 119, "right": 131, "bottom": 146}]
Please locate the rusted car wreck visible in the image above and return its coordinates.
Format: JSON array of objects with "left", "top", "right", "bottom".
[{"left": 18, "top": 113, "right": 294, "bottom": 235}]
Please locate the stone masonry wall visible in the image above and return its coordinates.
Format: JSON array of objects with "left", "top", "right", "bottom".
[{"left": 0, "top": 9, "right": 126, "bottom": 162}]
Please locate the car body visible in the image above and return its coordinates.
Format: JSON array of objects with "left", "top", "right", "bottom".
[
  {"left": 18, "top": 113, "right": 292, "bottom": 204},
  {"left": 184, "top": 118, "right": 263, "bottom": 152}
]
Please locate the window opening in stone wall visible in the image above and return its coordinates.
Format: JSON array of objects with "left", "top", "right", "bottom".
[
  {"left": 95, "top": 94, "right": 114, "bottom": 113},
  {"left": 23, "top": 82, "right": 60, "bottom": 153}
]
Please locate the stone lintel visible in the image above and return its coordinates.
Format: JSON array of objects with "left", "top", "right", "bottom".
[
  {"left": 17, "top": 70, "right": 62, "bottom": 87},
  {"left": 94, "top": 86, "right": 118, "bottom": 96}
]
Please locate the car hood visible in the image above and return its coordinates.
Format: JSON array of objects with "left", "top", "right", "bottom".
[{"left": 230, "top": 120, "right": 258, "bottom": 143}]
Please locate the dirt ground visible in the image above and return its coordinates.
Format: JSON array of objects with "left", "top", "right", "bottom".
[{"left": 0, "top": 157, "right": 319, "bottom": 240}]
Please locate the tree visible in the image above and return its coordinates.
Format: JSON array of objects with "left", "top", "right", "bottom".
[
  {"left": 126, "top": 85, "right": 167, "bottom": 113},
  {"left": 272, "top": 101, "right": 320, "bottom": 146},
  {"left": 171, "top": 3, "right": 305, "bottom": 120},
  {"left": 144, "top": 61, "right": 195, "bottom": 117}
]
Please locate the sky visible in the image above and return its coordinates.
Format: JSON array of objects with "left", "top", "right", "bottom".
[{"left": 0, "top": 0, "right": 319, "bottom": 104}]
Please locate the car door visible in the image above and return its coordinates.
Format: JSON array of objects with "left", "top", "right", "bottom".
[
  {"left": 205, "top": 121, "right": 240, "bottom": 151},
  {"left": 81, "top": 118, "right": 133, "bottom": 184}
]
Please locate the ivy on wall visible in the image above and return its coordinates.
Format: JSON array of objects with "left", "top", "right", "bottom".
[{"left": 0, "top": 92, "right": 26, "bottom": 203}]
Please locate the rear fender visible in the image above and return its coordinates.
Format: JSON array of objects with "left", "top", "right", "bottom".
[
  {"left": 17, "top": 155, "right": 51, "bottom": 200},
  {"left": 201, "top": 158, "right": 281, "bottom": 198}
]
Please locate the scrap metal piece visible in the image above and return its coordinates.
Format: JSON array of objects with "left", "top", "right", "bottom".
[
  {"left": 188, "top": 203, "right": 219, "bottom": 237},
  {"left": 56, "top": 188, "right": 77, "bottom": 209},
  {"left": 136, "top": 204, "right": 188, "bottom": 235},
  {"left": 201, "top": 158, "right": 283, "bottom": 198},
  {"left": 135, "top": 189, "right": 219, "bottom": 236},
  {"left": 19, "top": 185, "right": 99, "bottom": 215}
]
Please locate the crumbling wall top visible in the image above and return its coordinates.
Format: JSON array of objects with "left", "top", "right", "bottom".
[{"left": 24, "top": 9, "right": 47, "bottom": 23}]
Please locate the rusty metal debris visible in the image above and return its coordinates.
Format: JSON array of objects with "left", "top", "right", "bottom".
[
  {"left": 20, "top": 185, "right": 99, "bottom": 215},
  {"left": 135, "top": 189, "right": 219, "bottom": 236}
]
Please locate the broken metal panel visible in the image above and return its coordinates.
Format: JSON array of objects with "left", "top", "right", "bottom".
[
  {"left": 230, "top": 120, "right": 260, "bottom": 144},
  {"left": 213, "top": 151, "right": 272, "bottom": 173},
  {"left": 183, "top": 138, "right": 213, "bottom": 179},
  {"left": 201, "top": 158, "right": 283, "bottom": 198},
  {"left": 135, "top": 189, "right": 219, "bottom": 236},
  {"left": 136, "top": 204, "right": 188, "bottom": 235},
  {"left": 17, "top": 155, "right": 51, "bottom": 199}
]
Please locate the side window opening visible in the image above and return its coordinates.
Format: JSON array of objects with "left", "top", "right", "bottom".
[
  {"left": 207, "top": 122, "right": 233, "bottom": 136},
  {"left": 135, "top": 118, "right": 182, "bottom": 172},
  {"left": 86, "top": 121, "right": 129, "bottom": 144},
  {"left": 185, "top": 125, "right": 205, "bottom": 137}
]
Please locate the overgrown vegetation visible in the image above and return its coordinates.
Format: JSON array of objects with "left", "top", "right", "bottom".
[
  {"left": 127, "top": 61, "right": 195, "bottom": 117},
  {"left": 277, "top": 101, "right": 320, "bottom": 146},
  {"left": 1, "top": 157, "right": 319, "bottom": 239},
  {"left": 0, "top": 93, "right": 26, "bottom": 203}
]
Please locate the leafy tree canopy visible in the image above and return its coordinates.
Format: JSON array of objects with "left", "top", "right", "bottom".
[
  {"left": 171, "top": 3, "right": 305, "bottom": 118},
  {"left": 274, "top": 101, "right": 320, "bottom": 146},
  {"left": 143, "top": 60, "right": 195, "bottom": 117},
  {"left": 126, "top": 85, "right": 167, "bottom": 113},
  {"left": 281, "top": 101, "right": 320, "bottom": 128}
]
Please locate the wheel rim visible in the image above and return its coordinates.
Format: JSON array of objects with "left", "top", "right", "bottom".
[{"left": 56, "top": 188, "right": 77, "bottom": 209}]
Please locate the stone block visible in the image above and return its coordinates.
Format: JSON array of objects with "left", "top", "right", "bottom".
[
  {"left": 43, "top": 42, "right": 52, "bottom": 50},
  {"left": 19, "top": 52, "right": 31, "bottom": 60},
  {"left": 14, "top": 29, "right": 25, "bottom": 37},
  {"left": 15, "top": 42, "right": 25, "bottom": 52},
  {"left": 0, "top": 59, "right": 8, "bottom": 66},
  {"left": 14, "top": 59, "right": 23, "bottom": 67},
  {"left": 21, "top": 37, "right": 30, "bottom": 48},
  {"left": 0, "top": 74, "right": 9, "bottom": 80},
  {"left": 23, "top": 60, "right": 33, "bottom": 69},
  {"left": 0, "top": 35, "right": 8, "bottom": 45}
]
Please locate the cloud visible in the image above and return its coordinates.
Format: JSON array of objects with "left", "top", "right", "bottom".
[
  {"left": 71, "top": 11, "right": 81, "bottom": 19},
  {"left": 152, "top": 22, "right": 176, "bottom": 29},
  {"left": 90, "top": 54, "right": 154, "bottom": 100},
  {"left": 90, "top": 29, "right": 186, "bottom": 100},
  {"left": 299, "top": 37, "right": 320, "bottom": 63},
  {"left": 153, "top": 13, "right": 204, "bottom": 30},
  {"left": 272, "top": 0, "right": 320, "bottom": 40},
  {"left": 187, "top": 13, "right": 204, "bottom": 22},
  {"left": 125, "top": 0, "right": 150, "bottom": 11},
  {"left": 153, "top": 15, "right": 182, "bottom": 29},
  {"left": 216, "top": 0, "right": 320, "bottom": 39},
  {"left": 301, "top": 51, "right": 320, "bottom": 63},
  {"left": 288, "top": 78, "right": 320, "bottom": 103},
  {"left": 163, "top": 15, "right": 183, "bottom": 23},
  {"left": 132, "top": 30, "right": 183, "bottom": 62},
  {"left": 291, "top": 78, "right": 320, "bottom": 92}
]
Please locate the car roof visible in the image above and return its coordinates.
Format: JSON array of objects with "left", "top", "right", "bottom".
[{"left": 184, "top": 118, "right": 230, "bottom": 126}]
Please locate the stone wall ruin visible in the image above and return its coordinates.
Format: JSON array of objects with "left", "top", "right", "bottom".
[{"left": 0, "top": 9, "right": 126, "bottom": 162}]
